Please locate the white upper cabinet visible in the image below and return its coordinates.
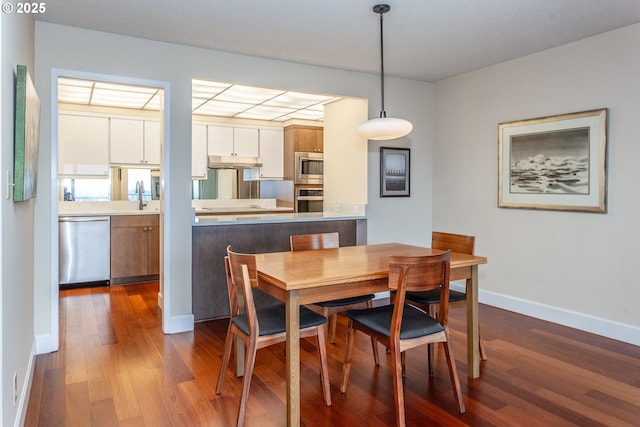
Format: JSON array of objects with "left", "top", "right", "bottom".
[
  {"left": 192, "top": 124, "right": 208, "bottom": 179},
  {"left": 110, "top": 118, "right": 160, "bottom": 167},
  {"left": 144, "top": 121, "right": 161, "bottom": 166},
  {"left": 58, "top": 114, "right": 110, "bottom": 177},
  {"left": 207, "top": 125, "right": 259, "bottom": 157},
  {"left": 207, "top": 125, "right": 234, "bottom": 156},
  {"left": 257, "top": 128, "right": 284, "bottom": 179},
  {"left": 232, "top": 127, "right": 259, "bottom": 157}
]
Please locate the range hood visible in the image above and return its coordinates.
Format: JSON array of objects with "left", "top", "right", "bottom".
[{"left": 207, "top": 155, "right": 262, "bottom": 169}]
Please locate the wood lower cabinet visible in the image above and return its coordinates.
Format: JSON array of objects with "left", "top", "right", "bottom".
[{"left": 110, "top": 215, "right": 159, "bottom": 284}]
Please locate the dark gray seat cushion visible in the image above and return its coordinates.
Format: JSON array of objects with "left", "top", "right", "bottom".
[
  {"left": 314, "top": 294, "right": 375, "bottom": 308},
  {"left": 232, "top": 303, "right": 327, "bottom": 336},
  {"left": 345, "top": 304, "right": 444, "bottom": 340},
  {"left": 405, "top": 289, "right": 466, "bottom": 304}
]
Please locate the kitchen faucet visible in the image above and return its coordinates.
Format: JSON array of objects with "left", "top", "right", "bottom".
[{"left": 136, "top": 180, "right": 146, "bottom": 210}]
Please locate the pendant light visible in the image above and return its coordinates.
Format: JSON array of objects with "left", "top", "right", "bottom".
[{"left": 356, "top": 4, "right": 413, "bottom": 140}]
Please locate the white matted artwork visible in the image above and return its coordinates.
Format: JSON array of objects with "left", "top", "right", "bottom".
[{"left": 498, "top": 109, "right": 607, "bottom": 213}]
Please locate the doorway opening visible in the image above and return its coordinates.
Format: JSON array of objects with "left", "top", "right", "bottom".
[{"left": 48, "top": 69, "right": 169, "bottom": 353}]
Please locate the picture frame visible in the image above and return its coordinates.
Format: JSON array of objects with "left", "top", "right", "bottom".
[
  {"left": 380, "top": 147, "right": 410, "bottom": 197},
  {"left": 13, "top": 64, "right": 41, "bottom": 202},
  {"left": 498, "top": 109, "right": 607, "bottom": 213}
]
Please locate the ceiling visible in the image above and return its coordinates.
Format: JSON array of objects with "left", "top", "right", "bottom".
[{"left": 36, "top": 1, "right": 640, "bottom": 82}]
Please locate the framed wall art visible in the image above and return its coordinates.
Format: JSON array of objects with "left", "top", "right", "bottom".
[
  {"left": 13, "top": 64, "right": 41, "bottom": 202},
  {"left": 380, "top": 147, "right": 410, "bottom": 197},
  {"left": 498, "top": 109, "right": 607, "bottom": 213}
]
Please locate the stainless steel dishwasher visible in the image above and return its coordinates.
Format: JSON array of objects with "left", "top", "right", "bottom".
[{"left": 59, "top": 216, "right": 111, "bottom": 288}]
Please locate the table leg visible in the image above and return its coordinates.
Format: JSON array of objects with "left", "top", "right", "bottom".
[
  {"left": 466, "top": 265, "right": 480, "bottom": 378},
  {"left": 286, "top": 290, "right": 300, "bottom": 427}
]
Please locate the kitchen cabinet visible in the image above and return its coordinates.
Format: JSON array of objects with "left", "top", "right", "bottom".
[
  {"left": 110, "top": 118, "right": 161, "bottom": 167},
  {"left": 144, "top": 121, "right": 161, "bottom": 165},
  {"left": 244, "top": 128, "right": 284, "bottom": 180},
  {"left": 110, "top": 214, "right": 159, "bottom": 284},
  {"left": 208, "top": 125, "right": 259, "bottom": 157},
  {"left": 58, "top": 114, "right": 110, "bottom": 177},
  {"left": 285, "top": 125, "right": 323, "bottom": 153},
  {"left": 258, "top": 129, "right": 284, "bottom": 179},
  {"left": 192, "top": 124, "right": 208, "bottom": 179}
]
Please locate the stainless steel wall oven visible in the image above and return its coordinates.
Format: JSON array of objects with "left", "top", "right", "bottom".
[{"left": 295, "top": 187, "right": 323, "bottom": 213}]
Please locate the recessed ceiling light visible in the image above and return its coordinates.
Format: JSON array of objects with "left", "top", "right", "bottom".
[
  {"left": 265, "top": 92, "right": 333, "bottom": 109},
  {"left": 236, "top": 105, "right": 296, "bottom": 120},
  {"left": 194, "top": 100, "right": 252, "bottom": 116},
  {"left": 215, "top": 84, "right": 285, "bottom": 104}
]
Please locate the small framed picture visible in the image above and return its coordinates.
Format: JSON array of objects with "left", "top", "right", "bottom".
[
  {"left": 380, "top": 147, "right": 410, "bottom": 197},
  {"left": 498, "top": 109, "right": 607, "bottom": 213}
]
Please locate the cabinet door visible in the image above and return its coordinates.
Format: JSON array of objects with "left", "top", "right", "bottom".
[
  {"left": 58, "top": 114, "right": 110, "bottom": 177},
  {"left": 192, "top": 124, "right": 208, "bottom": 179},
  {"left": 258, "top": 128, "right": 284, "bottom": 179},
  {"left": 293, "top": 126, "right": 322, "bottom": 152},
  {"left": 146, "top": 223, "right": 160, "bottom": 275},
  {"left": 110, "top": 118, "right": 144, "bottom": 165},
  {"left": 233, "top": 127, "right": 260, "bottom": 156},
  {"left": 207, "top": 125, "right": 234, "bottom": 156},
  {"left": 315, "top": 128, "right": 324, "bottom": 152},
  {"left": 143, "top": 121, "right": 161, "bottom": 166},
  {"left": 110, "top": 225, "right": 148, "bottom": 278}
]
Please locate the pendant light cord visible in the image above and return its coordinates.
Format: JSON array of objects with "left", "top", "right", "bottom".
[{"left": 379, "top": 9, "right": 386, "bottom": 118}]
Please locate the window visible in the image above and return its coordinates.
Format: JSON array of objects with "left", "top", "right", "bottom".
[{"left": 61, "top": 177, "right": 111, "bottom": 201}]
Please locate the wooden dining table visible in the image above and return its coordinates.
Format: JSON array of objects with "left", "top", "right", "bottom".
[{"left": 254, "top": 242, "right": 487, "bottom": 427}]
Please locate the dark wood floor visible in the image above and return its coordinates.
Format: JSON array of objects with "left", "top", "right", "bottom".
[{"left": 25, "top": 282, "right": 640, "bottom": 426}]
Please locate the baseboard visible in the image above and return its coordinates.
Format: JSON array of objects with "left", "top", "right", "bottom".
[
  {"left": 16, "top": 340, "right": 37, "bottom": 427},
  {"left": 458, "top": 283, "right": 640, "bottom": 346},
  {"left": 163, "top": 313, "right": 195, "bottom": 334},
  {"left": 34, "top": 332, "right": 58, "bottom": 355}
]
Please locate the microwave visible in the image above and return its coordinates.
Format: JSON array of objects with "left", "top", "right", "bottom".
[{"left": 294, "top": 152, "right": 324, "bottom": 185}]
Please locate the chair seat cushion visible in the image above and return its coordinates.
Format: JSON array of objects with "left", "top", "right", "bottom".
[
  {"left": 313, "top": 294, "right": 375, "bottom": 308},
  {"left": 405, "top": 289, "right": 467, "bottom": 304},
  {"left": 345, "top": 304, "right": 444, "bottom": 340},
  {"left": 232, "top": 303, "right": 327, "bottom": 336}
]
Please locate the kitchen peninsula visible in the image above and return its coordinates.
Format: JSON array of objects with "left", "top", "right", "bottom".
[{"left": 192, "top": 211, "right": 367, "bottom": 320}]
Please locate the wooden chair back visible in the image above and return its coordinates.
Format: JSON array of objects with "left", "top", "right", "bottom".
[
  {"left": 431, "top": 231, "right": 475, "bottom": 255},
  {"left": 226, "top": 245, "right": 258, "bottom": 288},
  {"left": 224, "top": 256, "right": 238, "bottom": 316},
  {"left": 290, "top": 232, "right": 339, "bottom": 251},
  {"left": 226, "top": 246, "right": 259, "bottom": 335},
  {"left": 388, "top": 251, "right": 451, "bottom": 325}
]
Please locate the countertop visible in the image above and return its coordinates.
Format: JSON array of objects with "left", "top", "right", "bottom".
[
  {"left": 193, "top": 211, "right": 365, "bottom": 226},
  {"left": 58, "top": 201, "right": 161, "bottom": 217},
  {"left": 57, "top": 200, "right": 366, "bottom": 224}
]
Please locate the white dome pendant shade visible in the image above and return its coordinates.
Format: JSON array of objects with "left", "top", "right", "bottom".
[
  {"left": 356, "top": 116, "right": 413, "bottom": 140},
  {"left": 357, "top": 4, "right": 413, "bottom": 141}
]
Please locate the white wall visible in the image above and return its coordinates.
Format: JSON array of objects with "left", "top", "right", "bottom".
[
  {"left": 33, "top": 23, "right": 433, "bottom": 349},
  {"left": 367, "top": 79, "right": 435, "bottom": 246},
  {"left": 1, "top": 11, "right": 36, "bottom": 427},
  {"left": 324, "top": 98, "right": 368, "bottom": 211},
  {"left": 434, "top": 23, "right": 640, "bottom": 344}
]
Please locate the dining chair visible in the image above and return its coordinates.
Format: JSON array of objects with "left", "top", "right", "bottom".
[
  {"left": 340, "top": 252, "right": 465, "bottom": 426},
  {"left": 404, "top": 231, "right": 486, "bottom": 375},
  {"left": 216, "top": 246, "right": 331, "bottom": 427},
  {"left": 290, "top": 232, "right": 379, "bottom": 363}
]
